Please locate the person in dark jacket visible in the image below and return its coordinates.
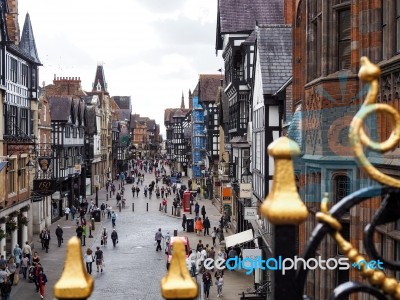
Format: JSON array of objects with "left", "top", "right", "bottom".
[
  {"left": 182, "top": 214, "right": 187, "bottom": 231},
  {"left": 76, "top": 225, "right": 83, "bottom": 245},
  {"left": 203, "top": 217, "right": 211, "bottom": 236},
  {"left": 55, "top": 225, "right": 63, "bottom": 247},
  {"left": 201, "top": 205, "right": 206, "bottom": 220},
  {"left": 194, "top": 202, "right": 200, "bottom": 218},
  {"left": 111, "top": 229, "right": 118, "bottom": 247}
]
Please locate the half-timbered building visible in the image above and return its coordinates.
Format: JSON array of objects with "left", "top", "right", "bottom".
[{"left": 0, "top": 3, "right": 41, "bottom": 255}]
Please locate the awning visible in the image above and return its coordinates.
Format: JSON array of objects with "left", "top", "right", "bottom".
[
  {"left": 0, "top": 162, "right": 7, "bottom": 172},
  {"left": 225, "top": 229, "right": 254, "bottom": 248}
]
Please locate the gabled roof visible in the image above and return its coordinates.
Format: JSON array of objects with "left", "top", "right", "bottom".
[
  {"left": 48, "top": 96, "right": 73, "bottom": 122},
  {"left": 85, "top": 106, "right": 97, "bottom": 135},
  {"left": 199, "top": 74, "right": 222, "bottom": 103},
  {"left": 244, "top": 30, "right": 256, "bottom": 45},
  {"left": 92, "top": 65, "right": 108, "bottom": 93},
  {"left": 256, "top": 24, "right": 292, "bottom": 95},
  {"left": 147, "top": 119, "right": 156, "bottom": 130},
  {"left": 113, "top": 96, "right": 131, "bottom": 110},
  {"left": 19, "top": 13, "right": 41, "bottom": 65},
  {"left": 115, "top": 109, "right": 131, "bottom": 122},
  {"left": 216, "top": 0, "right": 284, "bottom": 50}
]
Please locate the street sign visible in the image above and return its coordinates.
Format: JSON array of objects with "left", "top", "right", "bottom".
[
  {"left": 239, "top": 183, "right": 252, "bottom": 198},
  {"left": 228, "top": 163, "right": 236, "bottom": 178},
  {"left": 244, "top": 207, "right": 258, "bottom": 220}
]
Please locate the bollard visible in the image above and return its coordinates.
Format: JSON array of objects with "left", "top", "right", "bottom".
[
  {"left": 190, "top": 204, "right": 192, "bottom": 215},
  {"left": 110, "top": 190, "right": 112, "bottom": 198},
  {"left": 159, "top": 203, "right": 162, "bottom": 211},
  {"left": 147, "top": 203, "right": 149, "bottom": 211},
  {"left": 119, "top": 183, "right": 121, "bottom": 190},
  {"left": 91, "top": 218, "right": 95, "bottom": 231},
  {"left": 106, "top": 194, "right": 108, "bottom": 201},
  {"left": 132, "top": 203, "right": 134, "bottom": 212},
  {"left": 165, "top": 204, "right": 167, "bottom": 213},
  {"left": 119, "top": 203, "right": 122, "bottom": 212},
  {"left": 172, "top": 206, "right": 174, "bottom": 215}
]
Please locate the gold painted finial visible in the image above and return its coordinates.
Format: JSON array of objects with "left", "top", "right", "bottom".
[
  {"left": 261, "top": 137, "right": 308, "bottom": 225},
  {"left": 161, "top": 240, "right": 198, "bottom": 299},
  {"left": 349, "top": 56, "right": 400, "bottom": 187},
  {"left": 54, "top": 237, "right": 94, "bottom": 299}
]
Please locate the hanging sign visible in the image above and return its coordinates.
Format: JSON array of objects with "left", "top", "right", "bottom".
[{"left": 38, "top": 157, "right": 52, "bottom": 173}]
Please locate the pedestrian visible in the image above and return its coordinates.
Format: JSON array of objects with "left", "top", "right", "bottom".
[
  {"left": 64, "top": 206, "right": 70, "bottom": 220},
  {"left": 6, "top": 257, "right": 16, "bottom": 286},
  {"left": 83, "top": 248, "right": 94, "bottom": 274},
  {"left": 95, "top": 246, "right": 104, "bottom": 273},
  {"left": 102, "top": 228, "right": 108, "bottom": 246},
  {"left": 82, "top": 224, "right": 87, "bottom": 246},
  {"left": 0, "top": 265, "right": 11, "bottom": 300},
  {"left": 32, "top": 252, "right": 40, "bottom": 267},
  {"left": 107, "top": 205, "right": 112, "bottom": 219},
  {"left": 201, "top": 205, "right": 206, "bottom": 220},
  {"left": 22, "top": 241, "right": 32, "bottom": 263},
  {"left": 76, "top": 225, "right": 83, "bottom": 245},
  {"left": 111, "top": 211, "right": 117, "bottom": 227},
  {"left": 116, "top": 192, "right": 121, "bottom": 204},
  {"left": 100, "top": 203, "right": 106, "bottom": 218},
  {"left": 40, "top": 229, "right": 46, "bottom": 250},
  {"left": 20, "top": 254, "right": 29, "bottom": 280},
  {"left": 211, "top": 227, "right": 217, "bottom": 246},
  {"left": 165, "top": 231, "right": 171, "bottom": 249},
  {"left": 197, "top": 186, "right": 201, "bottom": 200},
  {"left": 43, "top": 228, "right": 50, "bottom": 253},
  {"left": 196, "top": 240, "right": 204, "bottom": 252},
  {"left": 131, "top": 186, "right": 135, "bottom": 198},
  {"left": 202, "top": 269, "right": 212, "bottom": 300},
  {"left": 182, "top": 214, "right": 187, "bottom": 231},
  {"left": 13, "top": 244, "right": 21, "bottom": 268},
  {"left": 215, "top": 269, "right": 224, "bottom": 297},
  {"left": 162, "top": 198, "right": 167, "bottom": 212},
  {"left": 111, "top": 229, "right": 118, "bottom": 247},
  {"left": 36, "top": 268, "right": 48, "bottom": 299},
  {"left": 55, "top": 225, "right": 63, "bottom": 247},
  {"left": 203, "top": 217, "right": 210, "bottom": 236},
  {"left": 33, "top": 262, "right": 43, "bottom": 293},
  {"left": 208, "top": 246, "right": 216, "bottom": 271},
  {"left": 136, "top": 186, "right": 140, "bottom": 197},
  {"left": 194, "top": 202, "right": 200, "bottom": 218},
  {"left": 195, "top": 217, "right": 204, "bottom": 236},
  {"left": 228, "top": 247, "right": 238, "bottom": 269},
  {"left": 217, "top": 227, "right": 225, "bottom": 244},
  {"left": 155, "top": 228, "right": 163, "bottom": 252},
  {"left": 70, "top": 206, "right": 77, "bottom": 220}
]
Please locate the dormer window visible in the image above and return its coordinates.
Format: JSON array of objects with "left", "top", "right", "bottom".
[{"left": 96, "top": 81, "right": 101, "bottom": 91}]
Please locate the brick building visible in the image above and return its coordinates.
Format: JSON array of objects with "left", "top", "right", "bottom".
[{"left": 288, "top": 1, "right": 400, "bottom": 299}]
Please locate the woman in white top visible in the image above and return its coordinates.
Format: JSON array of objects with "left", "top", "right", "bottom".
[{"left": 83, "top": 248, "right": 94, "bottom": 274}]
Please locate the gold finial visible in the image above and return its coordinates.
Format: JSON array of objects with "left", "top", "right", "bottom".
[
  {"left": 349, "top": 56, "right": 400, "bottom": 187},
  {"left": 161, "top": 240, "right": 198, "bottom": 299},
  {"left": 260, "top": 137, "right": 308, "bottom": 224},
  {"left": 54, "top": 237, "right": 94, "bottom": 299}
]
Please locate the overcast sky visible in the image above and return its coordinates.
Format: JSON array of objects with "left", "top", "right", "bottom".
[{"left": 18, "top": 0, "right": 222, "bottom": 136}]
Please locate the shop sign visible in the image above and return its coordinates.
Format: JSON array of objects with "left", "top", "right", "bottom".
[
  {"left": 33, "top": 179, "right": 57, "bottom": 196},
  {"left": 244, "top": 207, "right": 258, "bottom": 220},
  {"left": 222, "top": 187, "right": 232, "bottom": 203},
  {"left": 239, "top": 183, "right": 252, "bottom": 199}
]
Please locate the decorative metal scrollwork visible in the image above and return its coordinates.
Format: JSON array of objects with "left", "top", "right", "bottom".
[{"left": 349, "top": 56, "right": 400, "bottom": 187}]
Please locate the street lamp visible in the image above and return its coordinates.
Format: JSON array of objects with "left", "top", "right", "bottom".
[{"left": 241, "top": 167, "right": 252, "bottom": 183}]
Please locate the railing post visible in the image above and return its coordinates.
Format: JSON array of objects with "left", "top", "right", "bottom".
[
  {"left": 54, "top": 237, "right": 93, "bottom": 300},
  {"left": 261, "top": 137, "right": 308, "bottom": 300}
]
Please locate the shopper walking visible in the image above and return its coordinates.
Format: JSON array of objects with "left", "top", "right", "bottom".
[
  {"left": 64, "top": 206, "right": 70, "bottom": 220},
  {"left": 155, "top": 228, "right": 164, "bottom": 252},
  {"left": 95, "top": 246, "right": 104, "bottom": 273},
  {"left": 215, "top": 269, "right": 224, "bottom": 297},
  {"left": 36, "top": 268, "right": 48, "bottom": 299},
  {"left": 13, "top": 244, "right": 22, "bottom": 268},
  {"left": 182, "top": 214, "right": 187, "bottom": 231},
  {"left": 55, "top": 225, "right": 63, "bottom": 247},
  {"left": 202, "top": 269, "right": 212, "bottom": 300},
  {"left": 201, "top": 205, "right": 206, "bottom": 220},
  {"left": 203, "top": 217, "right": 210, "bottom": 236},
  {"left": 84, "top": 248, "right": 94, "bottom": 274},
  {"left": 111, "top": 229, "right": 119, "bottom": 247},
  {"left": 195, "top": 217, "right": 204, "bottom": 236},
  {"left": 211, "top": 227, "right": 217, "bottom": 246}
]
